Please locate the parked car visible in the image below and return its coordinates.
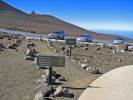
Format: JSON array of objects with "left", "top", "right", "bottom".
[
  {"left": 48, "top": 31, "right": 65, "bottom": 40},
  {"left": 77, "top": 34, "right": 92, "bottom": 42},
  {"left": 114, "top": 37, "right": 125, "bottom": 44}
]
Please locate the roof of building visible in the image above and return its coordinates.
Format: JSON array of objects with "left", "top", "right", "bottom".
[{"left": 78, "top": 65, "right": 133, "bottom": 100}]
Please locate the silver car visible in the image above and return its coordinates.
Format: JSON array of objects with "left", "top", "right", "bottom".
[{"left": 48, "top": 31, "right": 65, "bottom": 40}]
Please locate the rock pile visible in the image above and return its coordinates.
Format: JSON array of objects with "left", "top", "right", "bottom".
[
  {"left": 0, "top": 42, "right": 5, "bottom": 51},
  {"left": 91, "top": 68, "right": 100, "bottom": 74},
  {"left": 26, "top": 40, "right": 35, "bottom": 48},
  {"left": 34, "top": 66, "right": 71, "bottom": 99},
  {"left": 24, "top": 48, "right": 37, "bottom": 60}
]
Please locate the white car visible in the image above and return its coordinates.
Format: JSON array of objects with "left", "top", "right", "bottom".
[
  {"left": 77, "top": 34, "right": 92, "bottom": 42},
  {"left": 114, "top": 37, "right": 125, "bottom": 44}
]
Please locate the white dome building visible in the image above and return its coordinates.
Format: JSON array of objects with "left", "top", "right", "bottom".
[{"left": 78, "top": 65, "right": 133, "bottom": 100}]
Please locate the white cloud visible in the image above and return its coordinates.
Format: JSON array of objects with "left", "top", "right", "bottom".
[{"left": 74, "top": 21, "right": 133, "bottom": 31}]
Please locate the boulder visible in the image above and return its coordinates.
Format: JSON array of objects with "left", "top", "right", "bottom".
[
  {"left": 120, "top": 50, "right": 125, "bottom": 53},
  {"left": 59, "top": 76, "right": 66, "bottom": 81},
  {"left": 0, "top": 35, "right": 4, "bottom": 39},
  {"left": 54, "top": 49, "right": 58, "bottom": 52},
  {"left": 83, "top": 59, "right": 88, "bottom": 63},
  {"left": 74, "top": 45, "right": 78, "bottom": 47},
  {"left": 50, "top": 45, "right": 54, "bottom": 49},
  {"left": 27, "top": 41, "right": 34, "bottom": 48},
  {"left": 100, "top": 43, "right": 106, "bottom": 48},
  {"left": 0, "top": 43, "right": 4, "bottom": 48},
  {"left": 54, "top": 85, "right": 63, "bottom": 97},
  {"left": 52, "top": 76, "right": 56, "bottom": 84},
  {"left": 44, "top": 69, "right": 49, "bottom": 77},
  {"left": 24, "top": 55, "right": 34, "bottom": 60},
  {"left": 12, "top": 43, "right": 18, "bottom": 47},
  {"left": 128, "top": 46, "right": 133, "bottom": 51},
  {"left": 8, "top": 44, "right": 16, "bottom": 49},
  {"left": 37, "top": 76, "right": 48, "bottom": 84},
  {"left": 112, "top": 50, "right": 116, "bottom": 54},
  {"left": 62, "top": 88, "right": 69, "bottom": 97},
  {"left": 91, "top": 69, "right": 100, "bottom": 74},
  {"left": 95, "top": 47, "right": 101, "bottom": 50},
  {"left": 26, "top": 48, "right": 36, "bottom": 57},
  {"left": 35, "top": 83, "right": 48, "bottom": 91},
  {"left": 33, "top": 92, "right": 43, "bottom": 100},
  {"left": 80, "top": 63, "right": 89, "bottom": 69},
  {"left": 65, "top": 49, "right": 69, "bottom": 54},
  {"left": 36, "top": 84, "right": 53, "bottom": 97},
  {"left": 86, "top": 67, "right": 92, "bottom": 71},
  {"left": 34, "top": 57, "right": 37, "bottom": 64},
  {"left": 61, "top": 46, "right": 65, "bottom": 51},
  {"left": 83, "top": 47, "right": 89, "bottom": 50},
  {"left": 8, "top": 37, "right": 12, "bottom": 40},
  {"left": 52, "top": 71, "right": 56, "bottom": 77},
  {"left": 118, "top": 58, "right": 122, "bottom": 62}
]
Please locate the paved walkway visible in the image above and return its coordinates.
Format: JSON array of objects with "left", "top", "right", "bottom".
[{"left": 78, "top": 65, "right": 133, "bottom": 100}]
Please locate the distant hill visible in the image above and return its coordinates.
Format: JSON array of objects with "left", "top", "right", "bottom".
[{"left": 0, "top": 0, "right": 132, "bottom": 42}]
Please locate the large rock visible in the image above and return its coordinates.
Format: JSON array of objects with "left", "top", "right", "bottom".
[
  {"left": 37, "top": 75, "right": 48, "bottom": 84},
  {"left": 8, "top": 44, "right": 16, "bottom": 49},
  {"left": 95, "top": 47, "right": 101, "bottom": 50},
  {"left": 61, "top": 46, "right": 65, "bottom": 51},
  {"left": 54, "top": 85, "right": 63, "bottom": 97},
  {"left": 83, "top": 47, "right": 89, "bottom": 50},
  {"left": 27, "top": 41, "right": 34, "bottom": 48},
  {"left": 26, "top": 48, "right": 36, "bottom": 57},
  {"left": 91, "top": 69, "right": 100, "bottom": 74},
  {"left": 62, "top": 88, "right": 69, "bottom": 97},
  {"left": 52, "top": 71, "right": 56, "bottom": 77},
  {"left": 44, "top": 69, "right": 49, "bottom": 77},
  {"left": 118, "top": 58, "right": 122, "bottom": 62},
  {"left": 0, "top": 35, "right": 4, "bottom": 39},
  {"left": 0, "top": 42, "right": 4, "bottom": 48},
  {"left": 115, "top": 44, "right": 127, "bottom": 53},
  {"left": 80, "top": 63, "right": 89, "bottom": 69},
  {"left": 83, "top": 59, "right": 89, "bottom": 63},
  {"left": 128, "top": 46, "right": 133, "bottom": 51},
  {"left": 33, "top": 92, "right": 43, "bottom": 100},
  {"left": 59, "top": 76, "right": 66, "bottom": 81},
  {"left": 36, "top": 84, "right": 53, "bottom": 97},
  {"left": 100, "top": 43, "right": 106, "bottom": 48},
  {"left": 112, "top": 50, "right": 116, "bottom": 54},
  {"left": 86, "top": 67, "right": 92, "bottom": 71}
]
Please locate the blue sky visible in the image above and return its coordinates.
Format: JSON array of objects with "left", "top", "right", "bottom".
[{"left": 3, "top": 0, "right": 133, "bottom": 31}]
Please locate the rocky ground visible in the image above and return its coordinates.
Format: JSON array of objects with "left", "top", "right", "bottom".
[{"left": 0, "top": 34, "right": 133, "bottom": 100}]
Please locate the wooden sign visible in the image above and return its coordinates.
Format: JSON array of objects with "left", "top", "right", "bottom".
[
  {"left": 36, "top": 55, "right": 65, "bottom": 67},
  {"left": 66, "top": 38, "right": 76, "bottom": 45}
]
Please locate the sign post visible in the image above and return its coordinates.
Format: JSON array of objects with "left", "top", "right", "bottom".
[
  {"left": 48, "top": 66, "right": 53, "bottom": 85},
  {"left": 69, "top": 46, "right": 72, "bottom": 55},
  {"left": 36, "top": 55, "right": 65, "bottom": 85},
  {"left": 66, "top": 38, "right": 76, "bottom": 56}
]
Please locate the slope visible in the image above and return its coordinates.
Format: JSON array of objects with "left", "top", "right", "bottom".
[{"left": 0, "top": 0, "right": 132, "bottom": 42}]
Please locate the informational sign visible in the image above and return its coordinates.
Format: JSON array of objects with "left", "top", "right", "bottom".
[
  {"left": 36, "top": 55, "right": 65, "bottom": 67},
  {"left": 66, "top": 38, "right": 76, "bottom": 45}
]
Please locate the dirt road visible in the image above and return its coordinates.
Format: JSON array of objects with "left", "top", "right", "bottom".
[{"left": 0, "top": 38, "right": 133, "bottom": 100}]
